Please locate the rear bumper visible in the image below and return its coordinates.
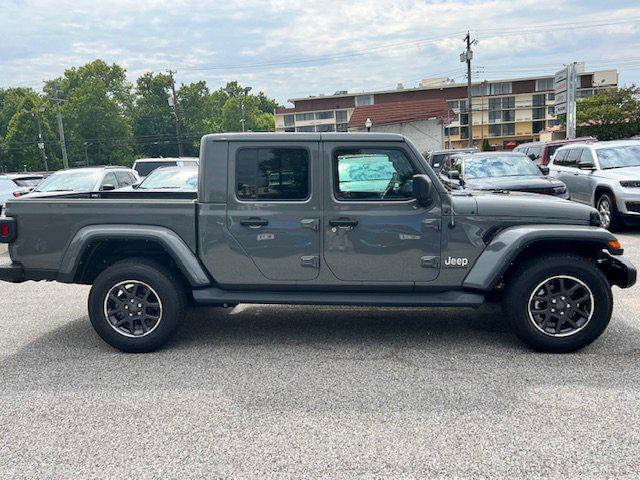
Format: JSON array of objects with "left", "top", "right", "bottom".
[
  {"left": 0, "top": 263, "right": 25, "bottom": 283},
  {"left": 599, "top": 252, "right": 637, "bottom": 289}
]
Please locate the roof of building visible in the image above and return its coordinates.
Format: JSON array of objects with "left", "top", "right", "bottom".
[{"left": 347, "top": 98, "right": 452, "bottom": 129}]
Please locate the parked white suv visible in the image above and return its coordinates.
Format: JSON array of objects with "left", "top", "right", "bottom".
[
  {"left": 549, "top": 140, "right": 640, "bottom": 230},
  {"left": 133, "top": 157, "right": 199, "bottom": 178}
]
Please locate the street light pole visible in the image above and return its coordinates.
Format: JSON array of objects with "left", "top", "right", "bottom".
[
  {"left": 166, "top": 70, "right": 184, "bottom": 157},
  {"left": 240, "top": 86, "right": 252, "bottom": 132}
]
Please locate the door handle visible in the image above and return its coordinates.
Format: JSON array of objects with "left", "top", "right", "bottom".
[
  {"left": 329, "top": 217, "right": 358, "bottom": 228},
  {"left": 240, "top": 217, "right": 268, "bottom": 228}
]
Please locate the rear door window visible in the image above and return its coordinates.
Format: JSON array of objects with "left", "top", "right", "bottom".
[
  {"left": 565, "top": 149, "right": 582, "bottom": 168},
  {"left": 115, "top": 172, "right": 133, "bottom": 187},
  {"left": 236, "top": 148, "right": 310, "bottom": 201}
]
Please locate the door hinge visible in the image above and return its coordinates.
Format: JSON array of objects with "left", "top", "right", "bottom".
[
  {"left": 300, "top": 255, "right": 320, "bottom": 268},
  {"left": 421, "top": 255, "right": 440, "bottom": 268},
  {"left": 300, "top": 218, "right": 319, "bottom": 231}
]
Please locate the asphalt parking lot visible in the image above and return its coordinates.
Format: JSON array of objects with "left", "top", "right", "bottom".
[{"left": 1, "top": 233, "right": 639, "bottom": 479}]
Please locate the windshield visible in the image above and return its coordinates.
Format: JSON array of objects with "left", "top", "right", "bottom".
[
  {"left": 597, "top": 146, "right": 640, "bottom": 169},
  {"left": 135, "top": 161, "right": 178, "bottom": 177},
  {"left": 13, "top": 177, "right": 42, "bottom": 187},
  {"left": 139, "top": 168, "right": 198, "bottom": 190},
  {"left": 464, "top": 155, "right": 541, "bottom": 179},
  {"left": 34, "top": 171, "right": 100, "bottom": 192}
]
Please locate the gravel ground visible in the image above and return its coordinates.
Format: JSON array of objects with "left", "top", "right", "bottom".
[{"left": 1, "top": 233, "right": 639, "bottom": 479}]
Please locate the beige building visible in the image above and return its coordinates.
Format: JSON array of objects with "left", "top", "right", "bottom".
[{"left": 275, "top": 64, "right": 618, "bottom": 149}]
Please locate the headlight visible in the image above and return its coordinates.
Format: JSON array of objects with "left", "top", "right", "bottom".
[
  {"left": 620, "top": 180, "right": 640, "bottom": 188},
  {"left": 553, "top": 185, "right": 567, "bottom": 194}
]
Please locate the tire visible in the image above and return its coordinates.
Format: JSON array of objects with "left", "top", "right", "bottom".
[
  {"left": 596, "top": 192, "right": 621, "bottom": 231},
  {"left": 502, "top": 253, "right": 612, "bottom": 353},
  {"left": 88, "top": 258, "right": 186, "bottom": 353}
]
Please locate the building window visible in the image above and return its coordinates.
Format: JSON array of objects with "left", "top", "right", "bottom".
[
  {"left": 503, "top": 123, "right": 515, "bottom": 136},
  {"left": 315, "top": 111, "right": 334, "bottom": 120},
  {"left": 547, "top": 106, "right": 555, "bottom": 116},
  {"left": 490, "top": 82, "right": 512, "bottom": 95},
  {"left": 547, "top": 92, "right": 555, "bottom": 102},
  {"left": 532, "top": 120, "right": 546, "bottom": 134},
  {"left": 577, "top": 89, "right": 594, "bottom": 98},
  {"left": 471, "top": 83, "right": 489, "bottom": 97},
  {"left": 489, "top": 123, "right": 515, "bottom": 137},
  {"left": 502, "top": 110, "right": 514, "bottom": 122},
  {"left": 535, "top": 78, "right": 554, "bottom": 91},
  {"left": 447, "top": 100, "right": 459, "bottom": 109},
  {"left": 335, "top": 110, "right": 349, "bottom": 123},
  {"left": 295, "top": 112, "right": 314, "bottom": 122},
  {"left": 532, "top": 107, "right": 546, "bottom": 120},
  {"left": 460, "top": 113, "right": 469, "bottom": 126},
  {"left": 336, "top": 123, "right": 348, "bottom": 132},
  {"left": 236, "top": 148, "right": 309, "bottom": 201},
  {"left": 316, "top": 124, "right": 335, "bottom": 132},
  {"left": 547, "top": 119, "right": 561, "bottom": 128},
  {"left": 445, "top": 126, "right": 459, "bottom": 136},
  {"left": 355, "top": 94, "right": 374, "bottom": 106},
  {"left": 533, "top": 94, "right": 546, "bottom": 107},
  {"left": 459, "top": 99, "right": 468, "bottom": 112},
  {"left": 296, "top": 126, "right": 314, "bottom": 132},
  {"left": 283, "top": 114, "right": 295, "bottom": 127},
  {"left": 460, "top": 126, "right": 469, "bottom": 139}
]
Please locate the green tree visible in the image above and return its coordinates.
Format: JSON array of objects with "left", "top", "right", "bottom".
[
  {"left": 576, "top": 86, "right": 640, "bottom": 140},
  {"left": 132, "top": 72, "right": 177, "bottom": 158},
  {"left": 178, "top": 81, "right": 221, "bottom": 155}
]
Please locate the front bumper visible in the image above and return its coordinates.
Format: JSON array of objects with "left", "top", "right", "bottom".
[
  {"left": 0, "top": 262, "right": 25, "bottom": 283},
  {"left": 599, "top": 252, "right": 637, "bottom": 289}
]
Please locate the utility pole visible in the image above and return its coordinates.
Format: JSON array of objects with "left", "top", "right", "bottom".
[
  {"left": 461, "top": 32, "right": 477, "bottom": 148},
  {"left": 50, "top": 89, "right": 69, "bottom": 169},
  {"left": 166, "top": 70, "right": 184, "bottom": 157},
  {"left": 240, "top": 86, "right": 252, "bottom": 132},
  {"left": 23, "top": 107, "right": 49, "bottom": 171}
]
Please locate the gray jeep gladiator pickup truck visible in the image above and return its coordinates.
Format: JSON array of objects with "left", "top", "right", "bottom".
[{"left": 0, "top": 133, "right": 636, "bottom": 353}]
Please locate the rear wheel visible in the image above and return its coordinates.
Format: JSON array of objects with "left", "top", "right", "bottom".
[
  {"left": 88, "top": 259, "right": 185, "bottom": 352},
  {"left": 503, "top": 253, "right": 612, "bottom": 353},
  {"left": 596, "top": 192, "right": 621, "bottom": 231}
]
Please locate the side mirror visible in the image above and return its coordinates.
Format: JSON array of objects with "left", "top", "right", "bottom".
[
  {"left": 539, "top": 165, "right": 550, "bottom": 175},
  {"left": 578, "top": 160, "right": 596, "bottom": 170},
  {"left": 412, "top": 174, "right": 433, "bottom": 205},
  {"left": 100, "top": 184, "right": 116, "bottom": 191},
  {"left": 448, "top": 170, "right": 460, "bottom": 180},
  {"left": 528, "top": 153, "right": 537, "bottom": 161},
  {"left": 132, "top": 182, "right": 141, "bottom": 189}
]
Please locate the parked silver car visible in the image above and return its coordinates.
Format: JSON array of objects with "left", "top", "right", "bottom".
[
  {"left": 29, "top": 166, "right": 138, "bottom": 195},
  {"left": 549, "top": 140, "right": 640, "bottom": 230}
]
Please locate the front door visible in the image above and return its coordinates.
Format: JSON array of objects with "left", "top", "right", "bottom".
[
  {"left": 226, "top": 142, "right": 321, "bottom": 281},
  {"left": 322, "top": 142, "right": 442, "bottom": 284}
]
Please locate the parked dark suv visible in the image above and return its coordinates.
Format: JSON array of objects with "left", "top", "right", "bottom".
[{"left": 515, "top": 138, "right": 597, "bottom": 166}]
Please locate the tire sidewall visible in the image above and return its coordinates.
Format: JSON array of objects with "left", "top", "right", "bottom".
[
  {"left": 88, "top": 261, "right": 183, "bottom": 352},
  {"left": 597, "top": 193, "right": 618, "bottom": 231},
  {"left": 505, "top": 256, "right": 612, "bottom": 353}
]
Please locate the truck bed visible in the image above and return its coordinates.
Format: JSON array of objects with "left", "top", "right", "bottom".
[{"left": 5, "top": 192, "right": 197, "bottom": 274}]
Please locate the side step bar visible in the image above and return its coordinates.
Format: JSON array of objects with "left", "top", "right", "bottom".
[{"left": 192, "top": 287, "right": 485, "bottom": 308}]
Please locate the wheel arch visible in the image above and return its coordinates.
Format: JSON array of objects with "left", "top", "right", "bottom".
[
  {"left": 57, "top": 224, "right": 211, "bottom": 287},
  {"left": 463, "top": 225, "right": 620, "bottom": 292},
  {"left": 594, "top": 185, "right": 615, "bottom": 206}
]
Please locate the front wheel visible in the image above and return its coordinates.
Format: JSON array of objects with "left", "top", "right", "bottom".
[
  {"left": 597, "top": 193, "right": 621, "bottom": 231},
  {"left": 88, "top": 259, "right": 186, "bottom": 353},
  {"left": 503, "top": 253, "right": 613, "bottom": 353}
]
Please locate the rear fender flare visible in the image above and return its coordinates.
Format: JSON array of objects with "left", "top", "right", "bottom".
[{"left": 57, "top": 224, "right": 210, "bottom": 287}]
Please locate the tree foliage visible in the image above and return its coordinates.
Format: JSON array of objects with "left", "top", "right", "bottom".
[
  {"left": 0, "top": 59, "right": 280, "bottom": 172},
  {"left": 576, "top": 86, "right": 640, "bottom": 140}
]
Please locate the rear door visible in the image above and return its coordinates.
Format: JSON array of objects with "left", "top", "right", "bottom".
[
  {"left": 226, "top": 141, "right": 321, "bottom": 281},
  {"left": 322, "top": 141, "right": 442, "bottom": 285}
]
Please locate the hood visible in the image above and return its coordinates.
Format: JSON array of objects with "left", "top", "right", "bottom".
[
  {"left": 594, "top": 166, "right": 640, "bottom": 180},
  {"left": 452, "top": 190, "right": 597, "bottom": 223},
  {"left": 464, "top": 175, "right": 564, "bottom": 191}
]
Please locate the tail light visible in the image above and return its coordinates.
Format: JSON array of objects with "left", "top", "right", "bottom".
[
  {"left": 0, "top": 218, "right": 16, "bottom": 243},
  {"left": 12, "top": 191, "right": 22, "bottom": 198}
]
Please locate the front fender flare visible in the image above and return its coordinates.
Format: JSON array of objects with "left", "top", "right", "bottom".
[
  {"left": 462, "top": 225, "right": 618, "bottom": 292},
  {"left": 57, "top": 224, "right": 210, "bottom": 287}
]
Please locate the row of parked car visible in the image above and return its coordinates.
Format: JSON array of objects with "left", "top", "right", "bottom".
[
  {"left": 427, "top": 138, "right": 640, "bottom": 230},
  {"left": 0, "top": 157, "right": 199, "bottom": 214}
]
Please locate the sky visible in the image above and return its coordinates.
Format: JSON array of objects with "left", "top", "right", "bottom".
[{"left": 1, "top": 0, "right": 639, "bottom": 106}]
